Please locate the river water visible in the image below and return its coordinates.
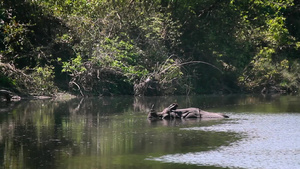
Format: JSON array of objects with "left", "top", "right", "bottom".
[{"left": 0, "top": 95, "right": 299, "bottom": 169}]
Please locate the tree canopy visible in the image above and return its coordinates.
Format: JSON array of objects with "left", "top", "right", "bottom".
[{"left": 1, "top": 0, "right": 300, "bottom": 96}]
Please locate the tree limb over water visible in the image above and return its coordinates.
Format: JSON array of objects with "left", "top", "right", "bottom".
[{"left": 134, "top": 57, "right": 222, "bottom": 96}]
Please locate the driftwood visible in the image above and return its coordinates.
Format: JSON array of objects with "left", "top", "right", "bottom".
[
  {"left": 0, "top": 90, "right": 13, "bottom": 101},
  {"left": 0, "top": 89, "right": 21, "bottom": 102},
  {"left": 148, "top": 103, "right": 229, "bottom": 120}
]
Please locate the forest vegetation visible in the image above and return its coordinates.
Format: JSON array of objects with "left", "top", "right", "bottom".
[{"left": 1, "top": 0, "right": 300, "bottom": 96}]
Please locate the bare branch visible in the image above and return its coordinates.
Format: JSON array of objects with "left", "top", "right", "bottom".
[
  {"left": 158, "top": 59, "right": 222, "bottom": 76},
  {"left": 69, "top": 81, "right": 84, "bottom": 97},
  {"left": 179, "top": 61, "right": 223, "bottom": 73}
]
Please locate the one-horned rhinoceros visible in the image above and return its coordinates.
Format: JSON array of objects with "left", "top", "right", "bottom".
[{"left": 147, "top": 103, "right": 229, "bottom": 120}]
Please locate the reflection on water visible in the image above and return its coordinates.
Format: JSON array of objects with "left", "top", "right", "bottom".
[
  {"left": 151, "top": 113, "right": 300, "bottom": 169},
  {"left": 0, "top": 95, "right": 299, "bottom": 169}
]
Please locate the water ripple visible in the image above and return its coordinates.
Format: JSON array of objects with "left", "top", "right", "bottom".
[{"left": 149, "top": 113, "right": 300, "bottom": 169}]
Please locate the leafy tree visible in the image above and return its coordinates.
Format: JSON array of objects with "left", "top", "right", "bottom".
[{"left": 1, "top": 0, "right": 300, "bottom": 96}]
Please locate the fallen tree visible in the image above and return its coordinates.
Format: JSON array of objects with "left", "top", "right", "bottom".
[
  {"left": 134, "top": 56, "right": 223, "bottom": 96},
  {"left": 0, "top": 62, "right": 57, "bottom": 96}
]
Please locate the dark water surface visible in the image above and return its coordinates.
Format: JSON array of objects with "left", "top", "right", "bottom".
[{"left": 0, "top": 95, "right": 299, "bottom": 169}]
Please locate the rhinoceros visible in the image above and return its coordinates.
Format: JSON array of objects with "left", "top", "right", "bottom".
[{"left": 147, "top": 103, "right": 229, "bottom": 120}]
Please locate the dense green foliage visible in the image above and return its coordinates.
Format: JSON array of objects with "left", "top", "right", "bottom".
[{"left": 1, "top": 0, "right": 300, "bottom": 96}]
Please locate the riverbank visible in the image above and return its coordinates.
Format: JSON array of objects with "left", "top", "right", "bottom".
[{"left": 0, "top": 89, "right": 76, "bottom": 102}]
